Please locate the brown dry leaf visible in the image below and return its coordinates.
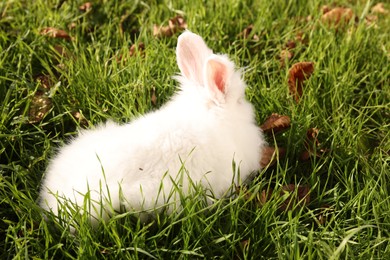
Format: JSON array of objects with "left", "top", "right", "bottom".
[
  {"left": 316, "top": 204, "right": 333, "bottom": 226},
  {"left": 258, "top": 188, "right": 273, "bottom": 206},
  {"left": 321, "top": 5, "right": 332, "bottom": 14},
  {"left": 300, "top": 128, "right": 328, "bottom": 161},
  {"left": 285, "top": 40, "right": 296, "bottom": 50},
  {"left": 68, "top": 22, "right": 77, "bottom": 30},
  {"left": 53, "top": 45, "right": 65, "bottom": 56},
  {"left": 52, "top": 45, "right": 71, "bottom": 60},
  {"left": 79, "top": 2, "right": 92, "bottom": 12},
  {"left": 288, "top": 61, "right": 314, "bottom": 102},
  {"left": 238, "top": 24, "right": 253, "bottom": 39},
  {"left": 40, "top": 27, "right": 72, "bottom": 40},
  {"left": 371, "top": 3, "right": 388, "bottom": 15},
  {"left": 321, "top": 7, "right": 354, "bottom": 27},
  {"left": 260, "top": 113, "right": 291, "bottom": 134},
  {"left": 129, "top": 42, "right": 145, "bottom": 57},
  {"left": 35, "top": 75, "right": 53, "bottom": 90},
  {"left": 365, "top": 14, "right": 379, "bottom": 26},
  {"left": 279, "top": 49, "right": 294, "bottom": 67},
  {"left": 28, "top": 91, "right": 52, "bottom": 124},
  {"left": 151, "top": 87, "right": 157, "bottom": 106},
  {"left": 280, "top": 184, "right": 311, "bottom": 211},
  {"left": 235, "top": 185, "right": 252, "bottom": 201},
  {"left": 72, "top": 111, "right": 89, "bottom": 127},
  {"left": 238, "top": 24, "right": 260, "bottom": 41},
  {"left": 260, "top": 146, "right": 286, "bottom": 168},
  {"left": 280, "top": 32, "right": 309, "bottom": 67},
  {"left": 117, "top": 43, "right": 145, "bottom": 63},
  {"left": 241, "top": 239, "right": 250, "bottom": 249},
  {"left": 295, "top": 31, "right": 309, "bottom": 45},
  {"left": 153, "top": 15, "right": 187, "bottom": 38}
]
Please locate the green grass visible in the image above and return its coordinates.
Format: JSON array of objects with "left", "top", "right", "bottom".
[{"left": 1, "top": 0, "right": 389, "bottom": 258}]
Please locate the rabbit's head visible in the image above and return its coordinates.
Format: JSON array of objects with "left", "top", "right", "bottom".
[{"left": 174, "top": 31, "right": 256, "bottom": 124}]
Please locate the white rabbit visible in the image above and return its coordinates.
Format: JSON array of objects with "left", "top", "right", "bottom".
[{"left": 39, "top": 31, "right": 266, "bottom": 226}]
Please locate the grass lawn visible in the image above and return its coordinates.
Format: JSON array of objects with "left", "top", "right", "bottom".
[{"left": 1, "top": 0, "right": 389, "bottom": 259}]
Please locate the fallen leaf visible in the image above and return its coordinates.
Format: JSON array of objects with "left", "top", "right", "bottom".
[
  {"left": 288, "top": 61, "right": 314, "bottom": 102},
  {"left": 40, "top": 27, "right": 72, "bottom": 40},
  {"left": 72, "top": 111, "right": 89, "bottom": 127},
  {"left": 151, "top": 87, "right": 157, "bottom": 106},
  {"left": 68, "top": 22, "right": 77, "bottom": 30},
  {"left": 321, "top": 7, "right": 354, "bottom": 27},
  {"left": 260, "top": 146, "right": 286, "bottom": 168},
  {"left": 129, "top": 42, "right": 145, "bottom": 56},
  {"left": 316, "top": 204, "right": 334, "bottom": 226},
  {"left": 153, "top": 15, "right": 187, "bottom": 38},
  {"left": 35, "top": 75, "right": 53, "bottom": 90},
  {"left": 238, "top": 24, "right": 253, "bottom": 38},
  {"left": 295, "top": 31, "right": 309, "bottom": 45},
  {"left": 279, "top": 49, "right": 294, "bottom": 67},
  {"left": 280, "top": 184, "right": 310, "bottom": 211},
  {"left": 238, "top": 24, "right": 260, "bottom": 41},
  {"left": 235, "top": 185, "right": 252, "bottom": 201},
  {"left": 260, "top": 113, "right": 291, "bottom": 134},
  {"left": 79, "top": 2, "right": 92, "bottom": 12},
  {"left": 53, "top": 45, "right": 66, "bottom": 57},
  {"left": 300, "top": 128, "right": 328, "bottom": 161},
  {"left": 240, "top": 239, "right": 250, "bottom": 251},
  {"left": 28, "top": 91, "right": 52, "bottom": 124},
  {"left": 258, "top": 188, "right": 273, "bottom": 206},
  {"left": 371, "top": 3, "right": 388, "bottom": 15},
  {"left": 117, "top": 42, "right": 145, "bottom": 63},
  {"left": 365, "top": 14, "right": 378, "bottom": 26},
  {"left": 285, "top": 40, "right": 296, "bottom": 50},
  {"left": 321, "top": 5, "right": 332, "bottom": 14}
]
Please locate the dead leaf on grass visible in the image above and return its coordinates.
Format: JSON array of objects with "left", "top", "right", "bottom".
[
  {"left": 35, "top": 75, "right": 53, "bottom": 90},
  {"left": 117, "top": 42, "right": 145, "bottom": 63},
  {"left": 279, "top": 31, "right": 310, "bottom": 67},
  {"left": 235, "top": 185, "right": 252, "bottom": 201},
  {"left": 321, "top": 7, "right": 355, "bottom": 28},
  {"left": 28, "top": 91, "right": 52, "bottom": 124},
  {"left": 53, "top": 45, "right": 66, "bottom": 57},
  {"left": 279, "top": 184, "right": 311, "bottom": 211},
  {"left": 316, "top": 204, "right": 334, "bottom": 226},
  {"left": 240, "top": 239, "right": 250, "bottom": 250},
  {"left": 40, "top": 27, "right": 73, "bottom": 40},
  {"left": 153, "top": 15, "right": 187, "bottom": 38},
  {"left": 260, "top": 113, "right": 291, "bottom": 134},
  {"left": 68, "top": 22, "right": 77, "bottom": 30},
  {"left": 72, "top": 111, "right": 89, "bottom": 127},
  {"left": 258, "top": 188, "right": 273, "bottom": 206},
  {"left": 371, "top": 3, "right": 388, "bottom": 15},
  {"left": 300, "top": 128, "right": 328, "bottom": 161},
  {"left": 295, "top": 31, "right": 309, "bottom": 45},
  {"left": 79, "top": 2, "right": 92, "bottom": 12},
  {"left": 257, "top": 184, "right": 310, "bottom": 210},
  {"left": 260, "top": 146, "right": 286, "bottom": 168},
  {"left": 279, "top": 49, "right": 294, "bottom": 67},
  {"left": 151, "top": 87, "right": 157, "bottom": 106},
  {"left": 365, "top": 14, "right": 379, "bottom": 26},
  {"left": 288, "top": 61, "right": 314, "bottom": 102},
  {"left": 238, "top": 24, "right": 260, "bottom": 41},
  {"left": 129, "top": 42, "right": 145, "bottom": 56}
]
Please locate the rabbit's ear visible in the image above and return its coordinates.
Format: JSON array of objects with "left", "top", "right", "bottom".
[
  {"left": 204, "top": 56, "right": 234, "bottom": 104},
  {"left": 176, "top": 31, "right": 213, "bottom": 85}
]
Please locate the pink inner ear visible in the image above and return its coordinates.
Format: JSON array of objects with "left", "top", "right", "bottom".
[{"left": 207, "top": 59, "right": 227, "bottom": 93}]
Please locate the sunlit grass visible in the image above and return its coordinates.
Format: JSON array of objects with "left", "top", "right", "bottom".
[{"left": 1, "top": 0, "right": 389, "bottom": 258}]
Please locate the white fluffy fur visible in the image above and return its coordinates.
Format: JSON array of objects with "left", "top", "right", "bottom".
[{"left": 39, "top": 31, "right": 266, "bottom": 225}]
